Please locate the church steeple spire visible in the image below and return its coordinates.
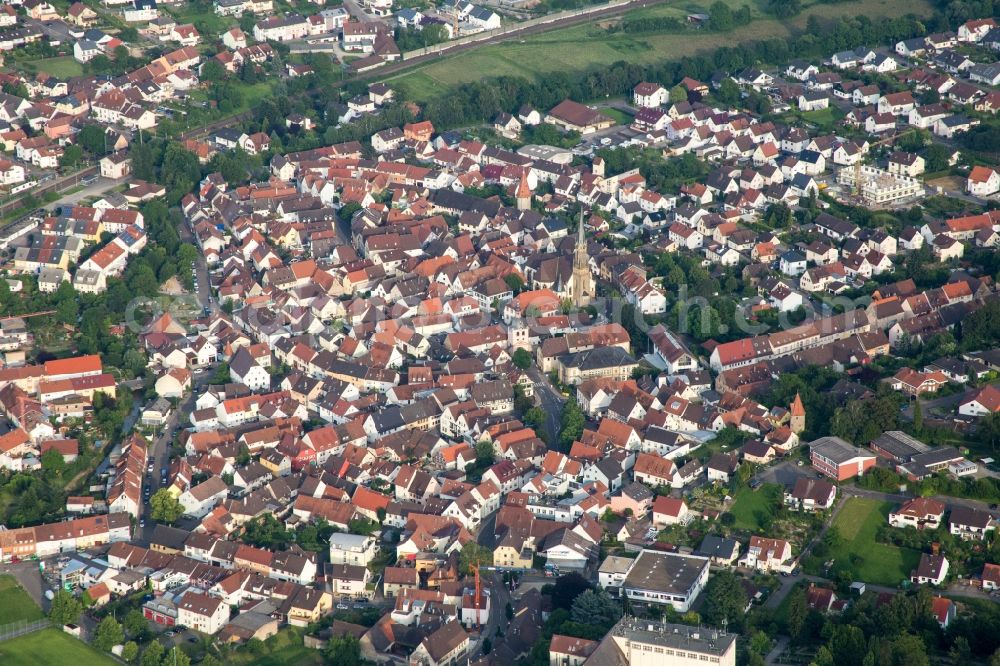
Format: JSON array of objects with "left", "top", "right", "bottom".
[
  {"left": 570, "top": 207, "right": 594, "bottom": 307},
  {"left": 574, "top": 208, "right": 588, "bottom": 270}
]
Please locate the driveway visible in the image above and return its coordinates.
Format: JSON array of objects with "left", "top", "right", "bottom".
[
  {"left": 23, "top": 18, "right": 73, "bottom": 44},
  {"left": 900, "top": 386, "right": 979, "bottom": 421},
  {"left": 754, "top": 460, "right": 810, "bottom": 490},
  {"left": 840, "top": 484, "right": 996, "bottom": 514},
  {"left": 341, "top": 0, "right": 381, "bottom": 23}
]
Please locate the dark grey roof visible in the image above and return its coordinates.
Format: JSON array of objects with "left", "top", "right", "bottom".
[
  {"left": 559, "top": 346, "right": 636, "bottom": 371},
  {"left": 694, "top": 534, "right": 740, "bottom": 561}
]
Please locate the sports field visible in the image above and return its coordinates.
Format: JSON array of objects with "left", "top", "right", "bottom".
[
  {"left": 0, "top": 628, "right": 116, "bottom": 665},
  {"left": 0, "top": 576, "right": 43, "bottom": 626},
  {"left": 385, "top": 0, "right": 932, "bottom": 101}
]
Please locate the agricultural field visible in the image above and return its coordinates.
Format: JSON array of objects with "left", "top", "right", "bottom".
[
  {"left": 385, "top": 0, "right": 932, "bottom": 101},
  {"left": 0, "top": 628, "right": 116, "bottom": 665},
  {"left": 0, "top": 576, "right": 43, "bottom": 626}
]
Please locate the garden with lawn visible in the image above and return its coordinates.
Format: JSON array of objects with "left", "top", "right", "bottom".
[
  {"left": 728, "top": 483, "right": 783, "bottom": 531},
  {"left": 28, "top": 56, "right": 83, "bottom": 79},
  {"left": 0, "top": 576, "right": 43, "bottom": 626},
  {"left": 803, "top": 497, "right": 920, "bottom": 586}
]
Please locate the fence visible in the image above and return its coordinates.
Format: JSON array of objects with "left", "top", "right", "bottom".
[{"left": 0, "top": 618, "right": 50, "bottom": 643}]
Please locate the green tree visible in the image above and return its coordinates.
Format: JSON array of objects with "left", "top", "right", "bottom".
[
  {"left": 242, "top": 513, "right": 292, "bottom": 550},
  {"left": 709, "top": 1, "right": 733, "bottom": 30},
  {"left": 150, "top": 488, "right": 183, "bottom": 523},
  {"left": 715, "top": 77, "right": 741, "bottom": 107},
  {"left": 830, "top": 625, "right": 866, "bottom": 664},
  {"left": 890, "top": 634, "right": 928, "bottom": 666},
  {"left": 55, "top": 280, "right": 79, "bottom": 325},
  {"left": 200, "top": 656, "right": 223, "bottom": 666},
  {"left": 504, "top": 274, "right": 524, "bottom": 293},
  {"left": 551, "top": 572, "right": 591, "bottom": 610},
  {"left": 512, "top": 348, "right": 532, "bottom": 370},
  {"left": 812, "top": 645, "right": 834, "bottom": 666},
  {"left": 140, "top": 640, "right": 164, "bottom": 666},
  {"left": 701, "top": 570, "right": 747, "bottom": 632},
  {"left": 570, "top": 588, "right": 621, "bottom": 629},
  {"left": 786, "top": 587, "right": 807, "bottom": 642},
  {"left": 764, "top": 203, "right": 793, "bottom": 228},
  {"left": 750, "top": 631, "right": 771, "bottom": 655},
  {"left": 48, "top": 590, "right": 82, "bottom": 625},
  {"left": 124, "top": 609, "right": 147, "bottom": 638},
  {"left": 669, "top": 84, "right": 687, "bottom": 103},
  {"left": 239, "top": 11, "right": 256, "bottom": 33},
  {"left": 459, "top": 541, "right": 494, "bottom": 572},
  {"left": 122, "top": 641, "right": 139, "bottom": 663},
  {"left": 558, "top": 399, "right": 585, "bottom": 450},
  {"left": 475, "top": 440, "right": 495, "bottom": 466},
  {"left": 162, "top": 142, "right": 203, "bottom": 204},
  {"left": 93, "top": 616, "right": 125, "bottom": 651},
  {"left": 924, "top": 143, "right": 951, "bottom": 172},
  {"left": 60, "top": 144, "right": 84, "bottom": 168},
  {"left": 200, "top": 58, "right": 227, "bottom": 83},
  {"left": 2, "top": 81, "right": 28, "bottom": 98},
  {"left": 78, "top": 124, "right": 109, "bottom": 155},
  {"left": 768, "top": 0, "right": 801, "bottom": 17},
  {"left": 830, "top": 396, "right": 900, "bottom": 444},
  {"left": 40, "top": 447, "right": 66, "bottom": 475},
  {"left": 161, "top": 647, "right": 190, "bottom": 666},
  {"left": 949, "top": 637, "right": 972, "bottom": 663},
  {"left": 523, "top": 406, "right": 545, "bottom": 430},
  {"left": 323, "top": 634, "right": 362, "bottom": 666}
]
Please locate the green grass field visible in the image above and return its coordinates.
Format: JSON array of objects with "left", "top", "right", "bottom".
[
  {"left": 26, "top": 56, "right": 84, "bottom": 78},
  {"left": 820, "top": 498, "right": 920, "bottom": 586},
  {"left": 0, "top": 576, "right": 44, "bottom": 626},
  {"left": 600, "top": 107, "right": 633, "bottom": 125},
  {"left": 0, "top": 628, "right": 116, "bottom": 665},
  {"left": 165, "top": 4, "right": 235, "bottom": 35},
  {"left": 385, "top": 0, "right": 932, "bottom": 101},
  {"left": 728, "top": 484, "right": 782, "bottom": 531},
  {"left": 785, "top": 105, "right": 846, "bottom": 131}
]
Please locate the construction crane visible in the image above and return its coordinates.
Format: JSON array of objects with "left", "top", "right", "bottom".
[
  {"left": 851, "top": 128, "right": 918, "bottom": 198},
  {"left": 468, "top": 561, "right": 485, "bottom": 631}
]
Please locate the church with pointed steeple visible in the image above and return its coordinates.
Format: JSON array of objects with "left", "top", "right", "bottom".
[
  {"left": 790, "top": 392, "right": 805, "bottom": 434},
  {"left": 569, "top": 210, "right": 595, "bottom": 307}
]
